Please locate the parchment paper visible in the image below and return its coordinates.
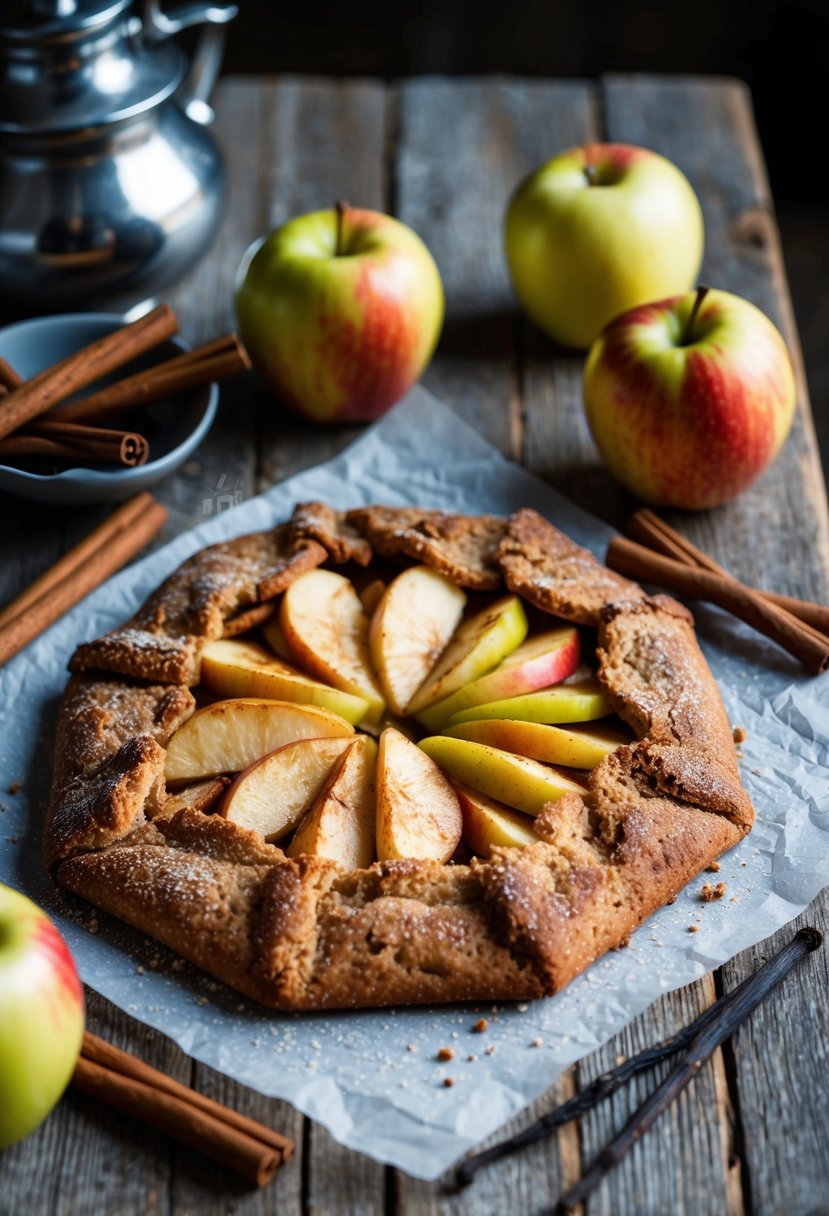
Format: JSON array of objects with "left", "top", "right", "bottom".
[{"left": 2, "top": 388, "right": 828, "bottom": 1179}]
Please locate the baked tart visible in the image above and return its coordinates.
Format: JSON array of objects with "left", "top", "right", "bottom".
[{"left": 45, "top": 503, "right": 753, "bottom": 1010}]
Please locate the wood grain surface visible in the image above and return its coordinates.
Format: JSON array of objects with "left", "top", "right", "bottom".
[{"left": 0, "top": 74, "right": 826, "bottom": 1216}]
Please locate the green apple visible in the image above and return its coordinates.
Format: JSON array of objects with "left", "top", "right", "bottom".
[
  {"left": 505, "top": 143, "right": 704, "bottom": 349},
  {"left": 0, "top": 884, "right": 85, "bottom": 1148},
  {"left": 445, "top": 718, "right": 628, "bottom": 769},
  {"left": 416, "top": 626, "right": 579, "bottom": 731},
  {"left": 583, "top": 286, "right": 796, "bottom": 509},
  {"left": 419, "top": 736, "right": 585, "bottom": 816},
  {"left": 446, "top": 680, "right": 610, "bottom": 727},
  {"left": 455, "top": 783, "right": 539, "bottom": 856},
  {"left": 407, "top": 596, "right": 529, "bottom": 718},
  {"left": 235, "top": 204, "right": 444, "bottom": 423}
]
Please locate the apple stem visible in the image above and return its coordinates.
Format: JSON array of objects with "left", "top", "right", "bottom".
[
  {"left": 682, "top": 284, "right": 710, "bottom": 345},
  {"left": 584, "top": 164, "right": 597, "bottom": 187},
  {"left": 335, "top": 199, "right": 349, "bottom": 257}
]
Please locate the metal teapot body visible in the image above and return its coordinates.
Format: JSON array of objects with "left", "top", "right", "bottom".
[{"left": 0, "top": 0, "right": 236, "bottom": 311}]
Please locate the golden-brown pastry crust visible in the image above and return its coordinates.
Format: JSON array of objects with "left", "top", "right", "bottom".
[
  {"left": 48, "top": 506, "right": 754, "bottom": 1011},
  {"left": 347, "top": 505, "right": 506, "bottom": 590},
  {"left": 289, "top": 501, "right": 373, "bottom": 567}
]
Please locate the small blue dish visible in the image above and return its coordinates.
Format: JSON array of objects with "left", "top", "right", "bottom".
[{"left": 0, "top": 312, "right": 218, "bottom": 504}]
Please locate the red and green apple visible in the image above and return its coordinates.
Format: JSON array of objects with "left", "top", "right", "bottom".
[
  {"left": 0, "top": 884, "right": 85, "bottom": 1148},
  {"left": 504, "top": 143, "right": 704, "bottom": 349},
  {"left": 235, "top": 204, "right": 444, "bottom": 423},
  {"left": 583, "top": 286, "right": 796, "bottom": 509}
]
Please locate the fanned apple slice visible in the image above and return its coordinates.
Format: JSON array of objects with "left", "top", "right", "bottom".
[
  {"left": 288, "top": 735, "right": 378, "bottom": 867},
  {"left": 445, "top": 718, "right": 628, "bottom": 768},
  {"left": 221, "top": 735, "right": 353, "bottom": 840},
  {"left": 446, "top": 679, "right": 611, "bottom": 727},
  {"left": 164, "top": 698, "right": 354, "bottom": 782},
  {"left": 376, "top": 727, "right": 462, "bottom": 863},
  {"left": 262, "top": 616, "right": 293, "bottom": 661},
  {"left": 407, "top": 595, "right": 528, "bottom": 718},
  {"left": 417, "top": 626, "right": 580, "bottom": 730},
  {"left": 454, "top": 783, "right": 539, "bottom": 856},
  {"left": 418, "top": 736, "right": 585, "bottom": 816},
  {"left": 369, "top": 565, "right": 466, "bottom": 714},
  {"left": 151, "top": 777, "right": 230, "bottom": 820},
  {"left": 201, "top": 638, "right": 369, "bottom": 725},
  {"left": 280, "top": 568, "right": 385, "bottom": 727}
]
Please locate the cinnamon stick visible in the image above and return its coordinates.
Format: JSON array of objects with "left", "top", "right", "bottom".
[
  {"left": 0, "top": 492, "right": 153, "bottom": 630},
  {"left": 75, "top": 1032, "right": 293, "bottom": 1185},
  {"left": 0, "top": 422, "right": 149, "bottom": 467},
  {"left": 0, "top": 304, "right": 177, "bottom": 441},
  {"left": 0, "top": 494, "right": 167, "bottom": 666},
  {"left": 627, "top": 508, "right": 829, "bottom": 635},
  {"left": 607, "top": 535, "right": 829, "bottom": 674},
  {"left": 0, "top": 355, "right": 23, "bottom": 391},
  {"left": 54, "top": 333, "right": 250, "bottom": 426}
]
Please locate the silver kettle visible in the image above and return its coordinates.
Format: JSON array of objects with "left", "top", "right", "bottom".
[{"left": 0, "top": 0, "right": 237, "bottom": 312}]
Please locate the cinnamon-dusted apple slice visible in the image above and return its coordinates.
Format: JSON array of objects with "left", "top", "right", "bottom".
[
  {"left": 369, "top": 565, "right": 466, "bottom": 714},
  {"left": 280, "top": 569, "right": 385, "bottom": 728},
  {"left": 262, "top": 615, "right": 293, "bottom": 661},
  {"left": 446, "top": 679, "right": 611, "bottom": 727},
  {"left": 376, "top": 727, "right": 462, "bottom": 863},
  {"left": 406, "top": 595, "right": 528, "bottom": 718},
  {"left": 164, "top": 698, "right": 354, "bottom": 782},
  {"left": 445, "top": 718, "right": 629, "bottom": 769},
  {"left": 221, "top": 735, "right": 353, "bottom": 841},
  {"left": 150, "top": 777, "right": 230, "bottom": 820},
  {"left": 288, "top": 735, "right": 378, "bottom": 867},
  {"left": 454, "top": 783, "right": 539, "bottom": 857},
  {"left": 417, "top": 626, "right": 580, "bottom": 731},
  {"left": 418, "top": 736, "right": 585, "bottom": 816},
  {"left": 201, "top": 638, "right": 369, "bottom": 725}
]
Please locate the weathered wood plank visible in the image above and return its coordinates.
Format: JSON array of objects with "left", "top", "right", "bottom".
[
  {"left": 395, "top": 78, "right": 526, "bottom": 457},
  {"left": 602, "top": 74, "right": 829, "bottom": 600},
  {"left": 254, "top": 77, "right": 389, "bottom": 491}
]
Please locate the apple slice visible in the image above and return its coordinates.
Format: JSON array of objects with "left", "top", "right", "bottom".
[
  {"left": 201, "top": 638, "right": 369, "bottom": 726},
  {"left": 280, "top": 568, "right": 385, "bottom": 727},
  {"left": 454, "top": 783, "right": 538, "bottom": 856},
  {"left": 359, "top": 578, "right": 387, "bottom": 616},
  {"left": 151, "top": 777, "right": 230, "bottom": 820},
  {"left": 164, "top": 698, "right": 354, "bottom": 782},
  {"left": 417, "top": 626, "right": 580, "bottom": 730},
  {"left": 220, "top": 735, "right": 353, "bottom": 840},
  {"left": 446, "top": 679, "right": 611, "bottom": 727},
  {"left": 369, "top": 565, "right": 466, "bottom": 714},
  {"left": 418, "top": 736, "right": 585, "bottom": 816},
  {"left": 376, "top": 727, "right": 462, "bottom": 863},
  {"left": 288, "top": 735, "right": 378, "bottom": 867},
  {"left": 445, "top": 719, "right": 628, "bottom": 769},
  {"left": 407, "top": 596, "right": 528, "bottom": 718},
  {"left": 262, "top": 616, "right": 293, "bottom": 661}
]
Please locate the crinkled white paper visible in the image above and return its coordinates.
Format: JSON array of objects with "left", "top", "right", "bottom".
[{"left": 2, "top": 388, "right": 828, "bottom": 1179}]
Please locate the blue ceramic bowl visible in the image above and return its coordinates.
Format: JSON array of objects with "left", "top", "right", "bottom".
[{"left": 0, "top": 313, "right": 218, "bottom": 504}]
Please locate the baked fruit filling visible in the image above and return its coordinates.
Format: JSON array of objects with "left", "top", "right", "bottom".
[
  {"left": 155, "top": 571, "right": 634, "bottom": 868},
  {"left": 46, "top": 503, "right": 755, "bottom": 1010}
]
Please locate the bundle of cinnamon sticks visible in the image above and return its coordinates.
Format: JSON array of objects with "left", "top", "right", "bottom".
[
  {"left": 0, "top": 305, "right": 250, "bottom": 471},
  {"left": 73, "top": 1032, "right": 293, "bottom": 1186},
  {"left": 607, "top": 508, "right": 829, "bottom": 674}
]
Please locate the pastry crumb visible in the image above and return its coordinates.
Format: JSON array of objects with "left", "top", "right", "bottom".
[
  {"left": 406, "top": 1043, "right": 416, "bottom": 1053},
  {"left": 485, "top": 1045, "right": 496, "bottom": 1056},
  {"left": 437, "top": 1047, "right": 454, "bottom": 1061},
  {"left": 442, "top": 1077, "right": 455, "bottom": 1088},
  {"left": 531, "top": 1037, "right": 543, "bottom": 1048},
  {"left": 700, "top": 882, "right": 727, "bottom": 902},
  {"left": 8, "top": 782, "right": 20, "bottom": 795},
  {"left": 706, "top": 861, "right": 721, "bottom": 873},
  {"left": 467, "top": 1054, "right": 477, "bottom": 1062},
  {"left": 732, "top": 726, "right": 746, "bottom": 744},
  {"left": 688, "top": 924, "right": 699, "bottom": 933},
  {"left": 472, "top": 1017, "right": 489, "bottom": 1034}
]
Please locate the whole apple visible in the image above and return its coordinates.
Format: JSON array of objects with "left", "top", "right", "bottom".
[
  {"left": 583, "top": 286, "right": 796, "bottom": 509},
  {"left": 235, "top": 204, "right": 444, "bottom": 423},
  {"left": 0, "top": 883, "right": 84, "bottom": 1148},
  {"left": 504, "top": 143, "right": 704, "bottom": 349}
]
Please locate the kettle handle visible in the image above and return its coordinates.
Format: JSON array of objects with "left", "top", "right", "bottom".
[{"left": 142, "top": 2, "right": 238, "bottom": 125}]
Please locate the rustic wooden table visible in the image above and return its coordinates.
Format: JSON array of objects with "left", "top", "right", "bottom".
[{"left": 1, "top": 73, "right": 828, "bottom": 1216}]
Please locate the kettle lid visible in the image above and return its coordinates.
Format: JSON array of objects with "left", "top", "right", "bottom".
[{"left": 0, "top": 0, "right": 184, "bottom": 135}]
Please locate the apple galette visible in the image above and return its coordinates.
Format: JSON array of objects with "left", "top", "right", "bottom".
[{"left": 45, "top": 503, "right": 753, "bottom": 1010}]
